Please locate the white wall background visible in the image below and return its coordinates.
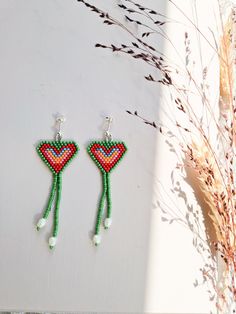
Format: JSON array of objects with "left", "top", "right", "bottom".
[{"left": 0, "top": 0, "right": 222, "bottom": 313}]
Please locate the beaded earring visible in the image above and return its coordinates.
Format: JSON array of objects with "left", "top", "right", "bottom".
[
  {"left": 87, "top": 117, "right": 127, "bottom": 245},
  {"left": 36, "top": 116, "right": 79, "bottom": 249}
]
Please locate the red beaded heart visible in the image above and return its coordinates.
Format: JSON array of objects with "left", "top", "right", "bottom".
[
  {"left": 38, "top": 142, "right": 78, "bottom": 173},
  {"left": 88, "top": 142, "right": 127, "bottom": 173}
]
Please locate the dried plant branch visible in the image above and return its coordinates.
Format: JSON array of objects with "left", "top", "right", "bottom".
[{"left": 77, "top": 0, "right": 236, "bottom": 312}]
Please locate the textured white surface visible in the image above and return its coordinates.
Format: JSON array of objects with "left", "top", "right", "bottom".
[{"left": 0, "top": 0, "right": 219, "bottom": 313}]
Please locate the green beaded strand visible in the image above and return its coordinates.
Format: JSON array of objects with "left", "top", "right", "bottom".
[
  {"left": 95, "top": 172, "right": 107, "bottom": 237},
  {"left": 106, "top": 173, "right": 112, "bottom": 221},
  {"left": 41, "top": 174, "right": 58, "bottom": 221},
  {"left": 52, "top": 174, "right": 62, "bottom": 238}
]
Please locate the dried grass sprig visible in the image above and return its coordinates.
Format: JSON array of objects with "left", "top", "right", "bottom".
[{"left": 78, "top": 0, "right": 236, "bottom": 312}]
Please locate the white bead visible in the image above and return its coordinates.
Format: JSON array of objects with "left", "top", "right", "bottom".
[
  {"left": 104, "top": 218, "right": 112, "bottom": 229},
  {"left": 36, "top": 218, "right": 46, "bottom": 229},
  {"left": 93, "top": 234, "right": 101, "bottom": 246},
  {"left": 218, "top": 282, "right": 223, "bottom": 289},
  {"left": 49, "top": 237, "right": 57, "bottom": 248}
]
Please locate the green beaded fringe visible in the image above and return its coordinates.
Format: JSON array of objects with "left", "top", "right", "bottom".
[
  {"left": 94, "top": 172, "right": 112, "bottom": 236},
  {"left": 37, "top": 173, "right": 62, "bottom": 249}
]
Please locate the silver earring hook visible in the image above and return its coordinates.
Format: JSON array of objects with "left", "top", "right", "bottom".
[
  {"left": 55, "top": 115, "right": 66, "bottom": 141},
  {"left": 104, "top": 116, "right": 113, "bottom": 141}
]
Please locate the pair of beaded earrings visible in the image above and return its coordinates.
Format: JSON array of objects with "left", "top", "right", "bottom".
[{"left": 35, "top": 116, "right": 127, "bottom": 249}]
